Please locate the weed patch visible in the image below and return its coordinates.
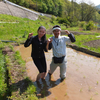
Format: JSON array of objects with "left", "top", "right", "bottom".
[{"left": 2, "top": 46, "right": 38, "bottom": 100}]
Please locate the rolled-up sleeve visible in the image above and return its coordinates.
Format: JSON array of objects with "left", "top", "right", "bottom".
[{"left": 68, "top": 33, "right": 76, "bottom": 42}]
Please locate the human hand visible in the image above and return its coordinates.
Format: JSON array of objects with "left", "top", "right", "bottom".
[
  {"left": 47, "top": 38, "right": 53, "bottom": 44},
  {"left": 65, "top": 30, "right": 70, "bottom": 35},
  {"left": 28, "top": 33, "right": 33, "bottom": 39}
]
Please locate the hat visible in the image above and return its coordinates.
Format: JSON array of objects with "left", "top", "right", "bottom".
[{"left": 52, "top": 27, "right": 61, "bottom": 31}]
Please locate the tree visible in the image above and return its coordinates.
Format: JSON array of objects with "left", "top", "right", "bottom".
[
  {"left": 80, "top": 2, "right": 96, "bottom": 21},
  {"left": 58, "top": 2, "right": 63, "bottom": 17},
  {"left": 41, "top": 2, "right": 48, "bottom": 13}
]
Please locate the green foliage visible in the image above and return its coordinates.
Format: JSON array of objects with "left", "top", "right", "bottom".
[
  {"left": 74, "top": 34, "right": 100, "bottom": 53},
  {"left": 50, "top": 15, "right": 56, "bottom": 23},
  {"left": 41, "top": 2, "right": 48, "bottom": 13},
  {"left": 0, "top": 14, "right": 36, "bottom": 42},
  {"left": 86, "top": 21, "right": 97, "bottom": 30},
  {"left": 57, "top": 17, "right": 70, "bottom": 27},
  {"left": 9, "top": 0, "right": 63, "bottom": 17},
  {"left": 0, "top": 14, "right": 61, "bottom": 45},
  {"left": 58, "top": 2, "right": 63, "bottom": 17},
  {"left": 8, "top": 77, "right": 38, "bottom": 100},
  {"left": 79, "top": 21, "right": 97, "bottom": 30},
  {"left": 45, "top": 0, "right": 54, "bottom": 13},
  {"left": 4, "top": 49, "right": 38, "bottom": 100},
  {"left": 0, "top": 14, "right": 100, "bottom": 55},
  {"left": 26, "top": 84, "right": 36, "bottom": 95},
  {"left": 79, "top": 21, "right": 86, "bottom": 30},
  {"left": 70, "top": 21, "right": 79, "bottom": 27},
  {"left": 0, "top": 51, "right": 7, "bottom": 99},
  {"left": 79, "top": 21, "right": 86, "bottom": 27},
  {"left": 0, "top": 41, "right": 6, "bottom": 49},
  {"left": 14, "top": 51, "right": 25, "bottom": 65},
  {"left": 9, "top": 45, "right": 14, "bottom": 51},
  {"left": 95, "top": 12, "right": 100, "bottom": 22},
  {"left": 8, "top": 0, "right": 100, "bottom": 24}
]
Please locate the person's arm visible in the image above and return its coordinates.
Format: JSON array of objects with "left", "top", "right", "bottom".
[
  {"left": 43, "top": 41, "right": 48, "bottom": 52},
  {"left": 46, "top": 38, "right": 52, "bottom": 51},
  {"left": 65, "top": 30, "right": 76, "bottom": 42},
  {"left": 24, "top": 33, "right": 33, "bottom": 47},
  {"left": 68, "top": 33, "right": 76, "bottom": 42}
]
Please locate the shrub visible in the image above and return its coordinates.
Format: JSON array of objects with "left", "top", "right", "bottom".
[
  {"left": 79, "top": 21, "right": 86, "bottom": 28},
  {"left": 50, "top": 15, "right": 56, "bottom": 23},
  {"left": 57, "top": 17, "right": 70, "bottom": 27},
  {"left": 86, "top": 21, "right": 96, "bottom": 30},
  {"left": 70, "top": 21, "right": 79, "bottom": 27}
]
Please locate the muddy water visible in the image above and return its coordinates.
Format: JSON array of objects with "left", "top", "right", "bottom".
[{"left": 14, "top": 45, "right": 100, "bottom": 100}]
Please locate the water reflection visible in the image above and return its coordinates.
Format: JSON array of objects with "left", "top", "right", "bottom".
[{"left": 33, "top": 73, "right": 63, "bottom": 98}]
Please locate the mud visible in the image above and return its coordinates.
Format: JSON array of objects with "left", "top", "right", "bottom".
[
  {"left": 14, "top": 45, "right": 100, "bottom": 100},
  {"left": 84, "top": 39, "right": 100, "bottom": 48}
]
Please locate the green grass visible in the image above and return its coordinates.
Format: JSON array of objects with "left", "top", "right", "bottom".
[
  {"left": 1, "top": 14, "right": 100, "bottom": 54},
  {"left": 0, "top": 50, "right": 7, "bottom": 99},
  {"left": 0, "top": 14, "right": 59, "bottom": 43},
  {"left": 74, "top": 34, "right": 100, "bottom": 53},
  {"left": 14, "top": 51, "right": 25, "bottom": 65},
  {"left": 61, "top": 24, "right": 100, "bottom": 53},
  {"left": 8, "top": 77, "right": 38, "bottom": 100}
]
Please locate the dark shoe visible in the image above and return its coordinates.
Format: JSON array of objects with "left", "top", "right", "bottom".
[{"left": 60, "top": 77, "right": 66, "bottom": 82}]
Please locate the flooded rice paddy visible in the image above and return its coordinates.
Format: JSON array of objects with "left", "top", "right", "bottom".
[{"left": 14, "top": 45, "right": 100, "bottom": 100}]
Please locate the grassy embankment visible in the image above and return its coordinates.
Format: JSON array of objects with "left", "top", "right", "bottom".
[
  {"left": 65, "top": 27, "right": 100, "bottom": 53},
  {"left": 1, "top": 14, "right": 100, "bottom": 53},
  {"left": 0, "top": 14, "right": 100, "bottom": 99}
]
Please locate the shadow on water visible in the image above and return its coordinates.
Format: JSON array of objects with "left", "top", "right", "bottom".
[
  {"left": 33, "top": 73, "right": 63, "bottom": 98},
  {"left": 8, "top": 78, "right": 35, "bottom": 95}
]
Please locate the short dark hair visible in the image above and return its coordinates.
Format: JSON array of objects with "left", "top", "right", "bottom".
[{"left": 52, "top": 25, "right": 61, "bottom": 29}]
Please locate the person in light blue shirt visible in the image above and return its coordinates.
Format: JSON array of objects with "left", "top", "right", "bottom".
[{"left": 46, "top": 25, "right": 76, "bottom": 81}]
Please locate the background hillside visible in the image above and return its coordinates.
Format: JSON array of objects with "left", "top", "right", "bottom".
[
  {"left": 8, "top": 0, "right": 100, "bottom": 27},
  {"left": 96, "top": 4, "right": 100, "bottom": 9}
]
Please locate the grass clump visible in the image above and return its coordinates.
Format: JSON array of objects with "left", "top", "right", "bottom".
[
  {"left": 0, "top": 50, "right": 7, "bottom": 99},
  {"left": 14, "top": 51, "right": 25, "bottom": 65}
]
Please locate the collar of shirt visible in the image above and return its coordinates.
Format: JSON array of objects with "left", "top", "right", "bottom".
[{"left": 54, "top": 35, "right": 61, "bottom": 39}]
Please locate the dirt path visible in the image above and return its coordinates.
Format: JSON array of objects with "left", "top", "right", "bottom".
[{"left": 14, "top": 45, "right": 100, "bottom": 100}]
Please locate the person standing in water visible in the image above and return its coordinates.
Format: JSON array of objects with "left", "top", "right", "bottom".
[
  {"left": 46, "top": 25, "right": 76, "bottom": 81},
  {"left": 24, "top": 26, "right": 48, "bottom": 81}
]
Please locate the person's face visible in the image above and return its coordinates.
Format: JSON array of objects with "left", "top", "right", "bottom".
[
  {"left": 38, "top": 28, "right": 46, "bottom": 38},
  {"left": 53, "top": 29, "right": 61, "bottom": 38}
]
